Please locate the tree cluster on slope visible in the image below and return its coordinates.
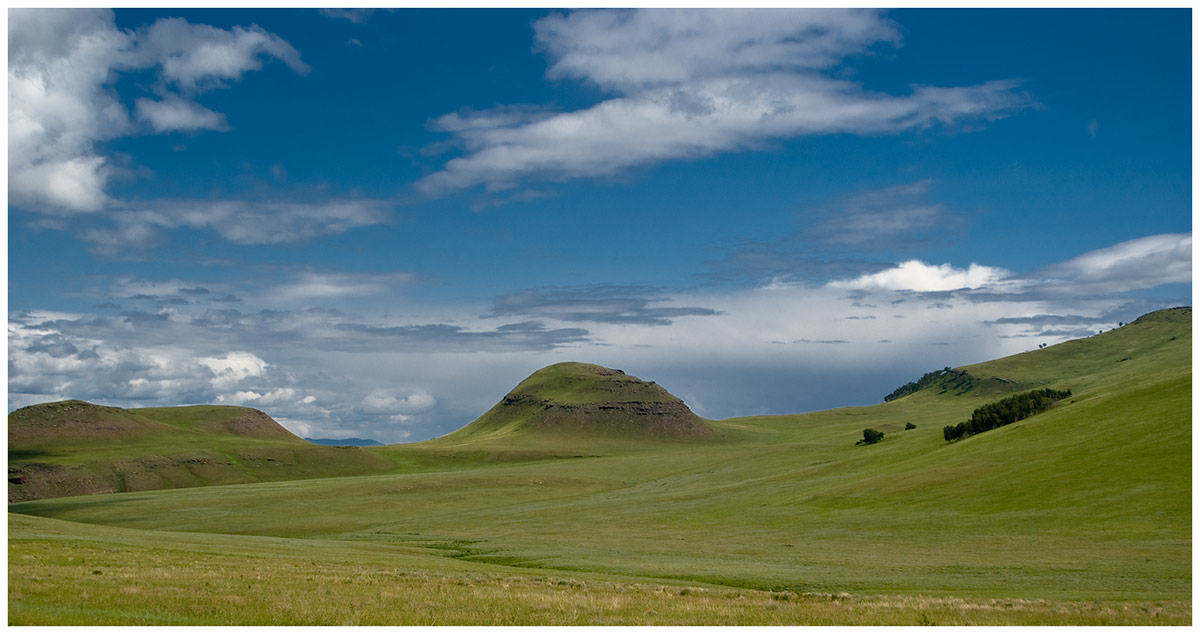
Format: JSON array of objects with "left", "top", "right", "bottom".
[
  {"left": 942, "top": 388, "right": 1072, "bottom": 442},
  {"left": 884, "top": 367, "right": 977, "bottom": 402}
]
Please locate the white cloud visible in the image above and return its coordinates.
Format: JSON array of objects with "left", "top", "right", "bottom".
[
  {"left": 80, "top": 198, "right": 393, "bottom": 256},
  {"left": 359, "top": 389, "right": 437, "bottom": 415},
  {"left": 319, "top": 9, "right": 376, "bottom": 24},
  {"left": 1032, "top": 233, "right": 1191, "bottom": 294},
  {"left": 132, "top": 17, "right": 309, "bottom": 91},
  {"left": 222, "top": 387, "right": 303, "bottom": 407},
  {"left": 8, "top": 9, "right": 133, "bottom": 212},
  {"left": 197, "top": 351, "right": 269, "bottom": 391},
  {"left": 9, "top": 235, "right": 1187, "bottom": 442},
  {"left": 419, "top": 9, "right": 1036, "bottom": 195},
  {"left": 267, "top": 271, "right": 417, "bottom": 303},
  {"left": 135, "top": 96, "right": 229, "bottom": 132},
  {"left": 8, "top": 9, "right": 307, "bottom": 212},
  {"left": 829, "top": 260, "right": 1011, "bottom": 292},
  {"left": 537, "top": 9, "right": 898, "bottom": 91}
]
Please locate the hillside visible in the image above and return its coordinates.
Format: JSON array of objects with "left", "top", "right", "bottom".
[
  {"left": 440, "top": 362, "right": 712, "bottom": 442},
  {"left": 886, "top": 306, "right": 1191, "bottom": 407},
  {"left": 8, "top": 402, "right": 394, "bottom": 502}
]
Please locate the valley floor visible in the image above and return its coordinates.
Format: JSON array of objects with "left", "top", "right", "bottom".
[{"left": 8, "top": 514, "right": 1189, "bottom": 626}]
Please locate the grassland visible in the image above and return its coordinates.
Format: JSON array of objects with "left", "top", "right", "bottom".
[
  {"left": 8, "top": 402, "right": 395, "bottom": 501},
  {"left": 8, "top": 308, "right": 1192, "bottom": 625}
]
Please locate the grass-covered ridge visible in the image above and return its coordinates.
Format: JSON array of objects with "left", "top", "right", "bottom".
[
  {"left": 7, "top": 308, "right": 1192, "bottom": 624},
  {"left": 8, "top": 402, "right": 394, "bottom": 502}
]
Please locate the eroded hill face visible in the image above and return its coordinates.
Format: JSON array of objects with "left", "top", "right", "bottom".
[{"left": 448, "top": 362, "right": 712, "bottom": 441}]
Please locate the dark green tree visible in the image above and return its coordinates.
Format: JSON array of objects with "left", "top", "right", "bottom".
[{"left": 859, "top": 428, "right": 885, "bottom": 445}]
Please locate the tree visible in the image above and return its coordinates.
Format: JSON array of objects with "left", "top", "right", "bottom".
[
  {"left": 858, "top": 428, "right": 884, "bottom": 445},
  {"left": 905, "top": 422, "right": 916, "bottom": 430}
]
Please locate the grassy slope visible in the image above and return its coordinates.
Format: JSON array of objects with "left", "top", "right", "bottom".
[
  {"left": 8, "top": 310, "right": 1192, "bottom": 624},
  {"left": 8, "top": 403, "right": 395, "bottom": 501},
  {"left": 502, "top": 362, "right": 680, "bottom": 404}
]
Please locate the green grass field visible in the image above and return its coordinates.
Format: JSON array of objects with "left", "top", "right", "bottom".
[{"left": 8, "top": 309, "right": 1192, "bottom": 625}]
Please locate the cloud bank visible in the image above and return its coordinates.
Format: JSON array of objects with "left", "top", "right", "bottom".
[{"left": 8, "top": 234, "right": 1188, "bottom": 442}]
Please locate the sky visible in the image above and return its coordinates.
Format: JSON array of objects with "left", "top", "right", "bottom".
[{"left": 7, "top": 7, "right": 1192, "bottom": 443}]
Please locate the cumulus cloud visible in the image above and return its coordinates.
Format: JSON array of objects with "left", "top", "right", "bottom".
[
  {"left": 9, "top": 9, "right": 133, "bottom": 212},
  {"left": 829, "top": 260, "right": 1011, "bottom": 292},
  {"left": 220, "top": 387, "right": 309, "bottom": 407},
  {"left": 8, "top": 9, "right": 307, "bottom": 213},
  {"left": 9, "top": 314, "right": 271, "bottom": 408},
  {"left": 418, "top": 9, "right": 1036, "bottom": 196},
  {"left": 197, "top": 351, "right": 269, "bottom": 391}
]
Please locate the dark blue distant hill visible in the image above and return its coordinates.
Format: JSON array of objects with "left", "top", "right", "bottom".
[{"left": 304, "top": 437, "right": 384, "bottom": 447}]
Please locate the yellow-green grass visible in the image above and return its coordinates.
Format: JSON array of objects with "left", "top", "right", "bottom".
[
  {"left": 8, "top": 403, "right": 397, "bottom": 501},
  {"left": 8, "top": 310, "right": 1192, "bottom": 624},
  {"left": 9, "top": 514, "right": 1187, "bottom": 626}
]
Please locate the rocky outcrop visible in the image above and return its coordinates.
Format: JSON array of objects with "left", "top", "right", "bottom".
[{"left": 498, "top": 392, "right": 711, "bottom": 437}]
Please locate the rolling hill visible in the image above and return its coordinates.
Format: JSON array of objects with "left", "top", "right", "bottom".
[
  {"left": 442, "top": 362, "right": 712, "bottom": 441},
  {"left": 7, "top": 307, "right": 1192, "bottom": 624},
  {"left": 8, "top": 402, "right": 394, "bottom": 502}
]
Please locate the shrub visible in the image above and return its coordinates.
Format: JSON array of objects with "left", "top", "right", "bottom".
[
  {"left": 905, "top": 422, "right": 916, "bottom": 430},
  {"left": 857, "top": 428, "right": 885, "bottom": 445}
]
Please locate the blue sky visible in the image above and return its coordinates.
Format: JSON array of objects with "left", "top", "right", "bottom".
[{"left": 8, "top": 8, "right": 1192, "bottom": 442}]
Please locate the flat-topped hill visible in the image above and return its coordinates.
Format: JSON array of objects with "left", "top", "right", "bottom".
[
  {"left": 444, "top": 362, "right": 712, "bottom": 441},
  {"left": 10, "top": 401, "right": 302, "bottom": 447},
  {"left": 8, "top": 401, "right": 392, "bottom": 502},
  {"left": 129, "top": 405, "right": 303, "bottom": 441},
  {"left": 9, "top": 400, "right": 178, "bottom": 445}
]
